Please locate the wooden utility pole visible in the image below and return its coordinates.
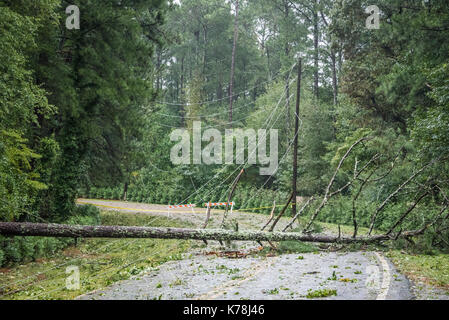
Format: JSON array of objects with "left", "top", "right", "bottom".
[
  {"left": 284, "top": 0, "right": 291, "bottom": 141},
  {"left": 228, "top": 0, "right": 239, "bottom": 127},
  {"left": 292, "top": 58, "right": 302, "bottom": 217}
]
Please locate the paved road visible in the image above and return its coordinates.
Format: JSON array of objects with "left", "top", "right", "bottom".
[
  {"left": 76, "top": 199, "right": 447, "bottom": 300},
  {"left": 77, "top": 198, "right": 283, "bottom": 231},
  {"left": 77, "top": 251, "right": 413, "bottom": 300}
]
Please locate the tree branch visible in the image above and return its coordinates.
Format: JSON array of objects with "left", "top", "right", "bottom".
[
  {"left": 303, "top": 136, "right": 370, "bottom": 232},
  {"left": 368, "top": 158, "right": 440, "bottom": 235},
  {"left": 269, "top": 192, "right": 294, "bottom": 232},
  {"left": 260, "top": 201, "right": 276, "bottom": 231},
  {"left": 282, "top": 196, "right": 315, "bottom": 232},
  {"left": 385, "top": 191, "right": 429, "bottom": 236},
  {"left": 221, "top": 169, "right": 244, "bottom": 228}
]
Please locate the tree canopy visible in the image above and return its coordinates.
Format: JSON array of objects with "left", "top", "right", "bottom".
[{"left": 1, "top": 0, "right": 449, "bottom": 264}]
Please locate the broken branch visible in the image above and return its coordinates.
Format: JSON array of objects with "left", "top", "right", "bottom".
[
  {"left": 268, "top": 192, "right": 294, "bottom": 232},
  {"left": 385, "top": 192, "right": 429, "bottom": 235},
  {"left": 221, "top": 169, "right": 244, "bottom": 228},
  {"left": 368, "top": 158, "right": 440, "bottom": 235},
  {"left": 303, "top": 137, "right": 369, "bottom": 232},
  {"left": 260, "top": 200, "right": 276, "bottom": 231},
  {"left": 282, "top": 196, "right": 315, "bottom": 232}
]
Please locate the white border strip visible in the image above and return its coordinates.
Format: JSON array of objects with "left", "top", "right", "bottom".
[{"left": 374, "top": 252, "right": 391, "bottom": 300}]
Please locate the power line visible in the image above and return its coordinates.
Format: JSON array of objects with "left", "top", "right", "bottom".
[
  {"left": 174, "top": 67, "right": 297, "bottom": 207},
  {"left": 2, "top": 61, "right": 298, "bottom": 299},
  {"left": 154, "top": 64, "right": 292, "bottom": 108}
]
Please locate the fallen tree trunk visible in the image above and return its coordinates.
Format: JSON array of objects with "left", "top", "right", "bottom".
[{"left": 0, "top": 222, "right": 418, "bottom": 244}]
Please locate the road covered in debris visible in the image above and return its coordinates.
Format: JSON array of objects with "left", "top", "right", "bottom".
[
  {"left": 76, "top": 199, "right": 448, "bottom": 300},
  {"left": 78, "top": 250, "right": 413, "bottom": 300}
]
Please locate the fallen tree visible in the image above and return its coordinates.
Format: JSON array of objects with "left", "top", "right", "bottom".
[
  {"left": 0, "top": 222, "right": 434, "bottom": 244},
  {"left": 1, "top": 152, "right": 447, "bottom": 247}
]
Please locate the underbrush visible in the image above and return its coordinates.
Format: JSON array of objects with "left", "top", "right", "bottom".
[{"left": 0, "top": 205, "right": 100, "bottom": 267}]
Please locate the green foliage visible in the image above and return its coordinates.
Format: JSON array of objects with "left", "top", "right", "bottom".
[
  {"left": 275, "top": 241, "right": 318, "bottom": 254},
  {"left": 387, "top": 251, "right": 449, "bottom": 288},
  {"left": 0, "top": 131, "right": 44, "bottom": 221},
  {"left": 306, "top": 288, "right": 337, "bottom": 299},
  {"left": 2, "top": 0, "right": 449, "bottom": 271},
  {"left": 0, "top": 2, "right": 55, "bottom": 222},
  {"left": 0, "top": 0, "right": 167, "bottom": 232},
  {"left": 412, "top": 63, "right": 449, "bottom": 159}
]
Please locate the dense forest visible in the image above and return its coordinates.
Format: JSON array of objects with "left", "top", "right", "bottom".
[{"left": 1, "top": 0, "right": 449, "bottom": 266}]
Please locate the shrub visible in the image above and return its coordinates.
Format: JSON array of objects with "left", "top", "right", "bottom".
[
  {"left": 128, "top": 189, "right": 136, "bottom": 201},
  {"left": 89, "top": 187, "right": 97, "bottom": 198},
  {"left": 0, "top": 205, "right": 100, "bottom": 267},
  {"left": 113, "top": 187, "right": 121, "bottom": 200}
]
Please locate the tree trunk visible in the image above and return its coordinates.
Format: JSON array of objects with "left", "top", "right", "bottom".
[
  {"left": 156, "top": 48, "right": 162, "bottom": 91},
  {"left": 180, "top": 56, "right": 185, "bottom": 126},
  {"left": 331, "top": 49, "right": 338, "bottom": 106},
  {"left": 228, "top": 0, "right": 239, "bottom": 127},
  {"left": 203, "top": 25, "right": 208, "bottom": 75},
  {"left": 266, "top": 45, "right": 271, "bottom": 81},
  {"left": 313, "top": 0, "right": 319, "bottom": 99},
  {"left": 0, "top": 222, "right": 418, "bottom": 244},
  {"left": 122, "top": 181, "right": 128, "bottom": 201}
]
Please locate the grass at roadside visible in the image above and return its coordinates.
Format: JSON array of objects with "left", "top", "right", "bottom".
[
  {"left": 0, "top": 211, "right": 192, "bottom": 300},
  {"left": 386, "top": 250, "right": 449, "bottom": 290}
]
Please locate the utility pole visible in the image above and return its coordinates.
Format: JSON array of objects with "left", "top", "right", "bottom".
[
  {"left": 284, "top": 0, "right": 291, "bottom": 144},
  {"left": 292, "top": 58, "right": 302, "bottom": 217},
  {"left": 228, "top": 0, "right": 239, "bottom": 127}
]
